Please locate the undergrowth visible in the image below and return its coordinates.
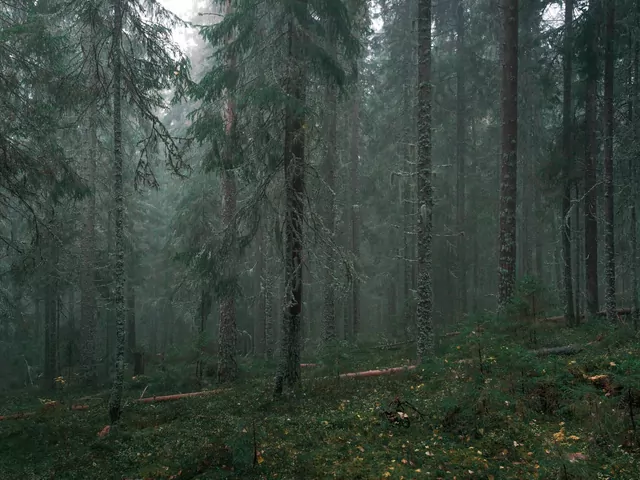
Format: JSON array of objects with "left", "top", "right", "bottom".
[{"left": 1, "top": 314, "right": 640, "bottom": 479}]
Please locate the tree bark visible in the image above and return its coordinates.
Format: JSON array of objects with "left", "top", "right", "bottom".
[
  {"left": 108, "top": 0, "right": 127, "bottom": 425},
  {"left": 80, "top": 62, "right": 98, "bottom": 384},
  {"left": 322, "top": 25, "right": 337, "bottom": 343},
  {"left": 562, "top": 0, "right": 575, "bottom": 325},
  {"left": 603, "top": 0, "right": 616, "bottom": 322},
  {"left": 350, "top": 97, "right": 361, "bottom": 339},
  {"left": 218, "top": 0, "right": 238, "bottom": 383},
  {"left": 633, "top": 16, "right": 640, "bottom": 330},
  {"left": 584, "top": 0, "right": 600, "bottom": 316},
  {"left": 497, "top": 0, "right": 519, "bottom": 309},
  {"left": 416, "top": 0, "right": 434, "bottom": 361},
  {"left": 274, "top": 3, "right": 307, "bottom": 395},
  {"left": 455, "top": 0, "right": 467, "bottom": 320}
]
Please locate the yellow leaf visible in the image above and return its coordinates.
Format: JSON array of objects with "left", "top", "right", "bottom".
[
  {"left": 553, "top": 427, "right": 566, "bottom": 442},
  {"left": 357, "top": 446, "right": 365, "bottom": 452},
  {"left": 382, "top": 472, "right": 391, "bottom": 478}
]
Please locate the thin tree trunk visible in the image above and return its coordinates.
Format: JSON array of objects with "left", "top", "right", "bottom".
[
  {"left": 574, "top": 182, "right": 583, "bottom": 323},
  {"left": 218, "top": 0, "right": 238, "bottom": 383},
  {"left": 255, "top": 228, "right": 266, "bottom": 357},
  {"left": 584, "top": 0, "right": 599, "bottom": 316},
  {"left": 498, "top": 0, "right": 519, "bottom": 309},
  {"left": 633, "top": 15, "right": 639, "bottom": 329},
  {"left": 264, "top": 240, "right": 274, "bottom": 359},
  {"left": 455, "top": 0, "right": 467, "bottom": 319},
  {"left": 274, "top": 3, "right": 307, "bottom": 395},
  {"left": 322, "top": 26, "right": 337, "bottom": 343},
  {"left": 108, "top": 0, "right": 127, "bottom": 425},
  {"left": 126, "top": 281, "right": 136, "bottom": 363},
  {"left": 350, "top": 97, "right": 361, "bottom": 339},
  {"left": 562, "top": 0, "right": 575, "bottom": 325},
  {"left": 603, "top": 0, "right": 616, "bottom": 322},
  {"left": 416, "top": 0, "right": 434, "bottom": 361},
  {"left": 80, "top": 71, "right": 98, "bottom": 384},
  {"left": 44, "top": 214, "right": 58, "bottom": 390}
]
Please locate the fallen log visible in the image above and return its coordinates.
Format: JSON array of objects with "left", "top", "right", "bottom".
[
  {"left": 338, "top": 365, "right": 417, "bottom": 378},
  {"left": 136, "top": 389, "right": 225, "bottom": 404}
]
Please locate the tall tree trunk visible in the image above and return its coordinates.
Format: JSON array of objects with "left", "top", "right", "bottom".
[
  {"left": 80, "top": 73, "right": 98, "bottom": 384},
  {"left": 455, "top": 0, "right": 467, "bottom": 319},
  {"left": 633, "top": 15, "right": 639, "bottom": 329},
  {"left": 274, "top": 2, "right": 307, "bottom": 395},
  {"left": 603, "top": 0, "right": 616, "bottom": 322},
  {"left": 255, "top": 228, "right": 266, "bottom": 357},
  {"left": 574, "top": 182, "right": 583, "bottom": 322},
  {"left": 471, "top": 118, "right": 480, "bottom": 311},
  {"left": 498, "top": 0, "right": 519, "bottom": 309},
  {"left": 44, "top": 212, "right": 59, "bottom": 390},
  {"left": 218, "top": 0, "right": 238, "bottom": 383},
  {"left": 584, "top": 0, "right": 600, "bottom": 316},
  {"left": 108, "top": 0, "right": 126, "bottom": 425},
  {"left": 562, "top": 0, "right": 575, "bottom": 325},
  {"left": 126, "top": 280, "right": 136, "bottom": 363},
  {"left": 322, "top": 28, "right": 337, "bottom": 343},
  {"left": 350, "top": 97, "right": 361, "bottom": 339},
  {"left": 402, "top": 87, "right": 413, "bottom": 339},
  {"left": 416, "top": 0, "right": 434, "bottom": 361},
  {"left": 264, "top": 239, "right": 274, "bottom": 359}
]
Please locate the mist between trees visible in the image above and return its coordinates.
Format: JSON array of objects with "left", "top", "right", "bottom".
[{"left": 1, "top": 0, "right": 639, "bottom": 471}]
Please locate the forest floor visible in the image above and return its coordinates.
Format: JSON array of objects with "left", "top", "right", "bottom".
[{"left": 1, "top": 317, "right": 640, "bottom": 479}]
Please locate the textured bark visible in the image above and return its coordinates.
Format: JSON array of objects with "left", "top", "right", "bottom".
[
  {"left": 497, "top": 0, "right": 519, "bottom": 309},
  {"left": 350, "top": 97, "right": 361, "bottom": 339},
  {"left": 562, "top": 0, "right": 575, "bottom": 326},
  {"left": 255, "top": 230, "right": 266, "bottom": 357},
  {"left": 633, "top": 28, "right": 640, "bottom": 330},
  {"left": 108, "top": 0, "right": 126, "bottom": 425},
  {"left": 321, "top": 32, "right": 337, "bottom": 342},
  {"left": 402, "top": 88, "right": 413, "bottom": 339},
  {"left": 416, "top": 0, "right": 434, "bottom": 361},
  {"left": 574, "top": 182, "right": 583, "bottom": 322},
  {"left": 80, "top": 58, "right": 98, "bottom": 384},
  {"left": 603, "top": 0, "right": 616, "bottom": 322},
  {"left": 584, "top": 0, "right": 599, "bottom": 316},
  {"left": 218, "top": 174, "right": 238, "bottom": 382},
  {"left": 126, "top": 281, "right": 136, "bottom": 364},
  {"left": 264, "top": 240, "right": 274, "bottom": 359},
  {"left": 218, "top": 0, "right": 238, "bottom": 383},
  {"left": 455, "top": 0, "right": 467, "bottom": 319},
  {"left": 274, "top": 4, "right": 307, "bottom": 395},
  {"left": 43, "top": 216, "right": 59, "bottom": 390}
]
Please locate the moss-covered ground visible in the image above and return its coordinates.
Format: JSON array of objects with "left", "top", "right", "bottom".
[{"left": 1, "top": 318, "right": 640, "bottom": 479}]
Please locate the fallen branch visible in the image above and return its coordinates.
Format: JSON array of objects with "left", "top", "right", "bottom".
[
  {"left": 0, "top": 390, "right": 225, "bottom": 421},
  {"left": 135, "top": 389, "right": 225, "bottom": 404},
  {"left": 337, "top": 365, "right": 417, "bottom": 379}
]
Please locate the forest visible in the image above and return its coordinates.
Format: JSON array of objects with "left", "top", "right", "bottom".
[{"left": 1, "top": 0, "right": 640, "bottom": 478}]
